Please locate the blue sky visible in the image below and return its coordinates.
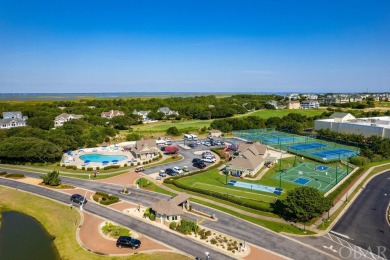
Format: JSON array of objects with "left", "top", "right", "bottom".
[{"left": 0, "top": 0, "right": 389, "bottom": 93}]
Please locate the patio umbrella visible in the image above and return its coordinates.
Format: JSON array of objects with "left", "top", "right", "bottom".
[
  {"left": 112, "top": 160, "right": 118, "bottom": 164},
  {"left": 102, "top": 161, "right": 109, "bottom": 165},
  {"left": 67, "top": 151, "right": 72, "bottom": 155},
  {"left": 84, "top": 160, "right": 91, "bottom": 164}
]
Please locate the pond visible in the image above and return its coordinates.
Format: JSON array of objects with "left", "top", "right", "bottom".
[{"left": 0, "top": 211, "right": 59, "bottom": 260}]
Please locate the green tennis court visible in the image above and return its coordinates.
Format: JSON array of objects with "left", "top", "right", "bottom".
[{"left": 272, "top": 161, "right": 349, "bottom": 193}]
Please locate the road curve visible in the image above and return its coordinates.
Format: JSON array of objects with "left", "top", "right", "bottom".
[{"left": 331, "top": 170, "right": 390, "bottom": 259}]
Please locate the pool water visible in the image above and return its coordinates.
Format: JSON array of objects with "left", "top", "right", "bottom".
[{"left": 79, "top": 154, "right": 128, "bottom": 163}]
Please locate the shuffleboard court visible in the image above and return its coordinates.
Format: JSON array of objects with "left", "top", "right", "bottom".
[
  {"left": 191, "top": 182, "right": 278, "bottom": 203},
  {"left": 227, "top": 180, "right": 283, "bottom": 195}
]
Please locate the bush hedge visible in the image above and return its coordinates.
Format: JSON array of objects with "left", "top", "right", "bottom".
[
  {"left": 93, "top": 191, "right": 120, "bottom": 205},
  {"left": 0, "top": 171, "right": 7, "bottom": 176},
  {"left": 65, "top": 165, "right": 77, "bottom": 170},
  {"left": 87, "top": 167, "right": 93, "bottom": 171},
  {"left": 103, "top": 165, "right": 120, "bottom": 170},
  {"left": 171, "top": 180, "right": 272, "bottom": 212},
  {"left": 211, "top": 148, "right": 226, "bottom": 159}
]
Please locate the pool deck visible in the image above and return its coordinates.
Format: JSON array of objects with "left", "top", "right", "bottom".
[{"left": 62, "top": 147, "right": 135, "bottom": 169}]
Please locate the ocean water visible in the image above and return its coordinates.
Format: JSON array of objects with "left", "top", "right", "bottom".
[{"left": 0, "top": 92, "right": 291, "bottom": 101}]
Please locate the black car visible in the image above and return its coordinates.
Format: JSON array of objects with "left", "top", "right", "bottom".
[
  {"left": 188, "top": 143, "right": 195, "bottom": 148},
  {"left": 116, "top": 236, "right": 141, "bottom": 249},
  {"left": 70, "top": 194, "right": 87, "bottom": 205},
  {"left": 193, "top": 161, "right": 206, "bottom": 169},
  {"left": 165, "top": 168, "right": 176, "bottom": 176},
  {"left": 192, "top": 158, "right": 204, "bottom": 164}
]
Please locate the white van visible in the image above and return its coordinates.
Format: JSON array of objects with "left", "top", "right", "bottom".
[
  {"left": 190, "top": 134, "right": 197, "bottom": 140},
  {"left": 184, "top": 134, "right": 193, "bottom": 141}
]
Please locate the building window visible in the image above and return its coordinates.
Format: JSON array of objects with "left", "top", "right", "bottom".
[{"left": 172, "top": 215, "right": 178, "bottom": 221}]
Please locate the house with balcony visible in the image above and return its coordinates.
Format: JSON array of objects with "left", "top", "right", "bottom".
[
  {"left": 0, "top": 111, "right": 28, "bottom": 129},
  {"left": 300, "top": 100, "right": 320, "bottom": 109},
  {"left": 287, "top": 101, "right": 301, "bottom": 109}
]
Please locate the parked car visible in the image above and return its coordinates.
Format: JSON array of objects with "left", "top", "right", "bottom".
[
  {"left": 215, "top": 140, "right": 222, "bottom": 145},
  {"left": 188, "top": 143, "right": 195, "bottom": 148},
  {"left": 193, "top": 161, "right": 206, "bottom": 169},
  {"left": 204, "top": 142, "right": 211, "bottom": 147},
  {"left": 203, "top": 156, "right": 216, "bottom": 163},
  {"left": 159, "top": 170, "right": 166, "bottom": 177},
  {"left": 196, "top": 141, "right": 201, "bottom": 145},
  {"left": 165, "top": 168, "right": 176, "bottom": 176},
  {"left": 202, "top": 152, "right": 214, "bottom": 158},
  {"left": 156, "top": 176, "right": 162, "bottom": 180},
  {"left": 160, "top": 146, "right": 166, "bottom": 151},
  {"left": 116, "top": 236, "right": 141, "bottom": 249},
  {"left": 70, "top": 194, "right": 87, "bottom": 205},
  {"left": 183, "top": 166, "right": 189, "bottom": 172},
  {"left": 173, "top": 166, "right": 184, "bottom": 174},
  {"left": 192, "top": 158, "right": 204, "bottom": 164},
  {"left": 135, "top": 166, "right": 144, "bottom": 172}
]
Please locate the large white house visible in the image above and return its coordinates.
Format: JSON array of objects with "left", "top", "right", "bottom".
[
  {"left": 157, "top": 107, "right": 179, "bottom": 117},
  {"left": 133, "top": 110, "right": 151, "bottom": 122},
  {"left": 301, "top": 100, "right": 320, "bottom": 109},
  {"left": 54, "top": 113, "right": 83, "bottom": 127},
  {"left": 314, "top": 112, "right": 390, "bottom": 138},
  {"left": 101, "top": 110, "right": 125, "bottom": 119},
  {"left": 0, "top": 111, "right": 28, "bottom": 129}
]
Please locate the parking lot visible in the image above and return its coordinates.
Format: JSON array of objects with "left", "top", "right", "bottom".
[{"left": 142, "top": 138, "right": 241, "bottom": 178}]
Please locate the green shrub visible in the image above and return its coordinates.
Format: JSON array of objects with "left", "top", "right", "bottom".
[
  {"left": 131, "top": 162, "right": 134, "bottom": 166},
  {"left": 137, "top": 178, "right": 150, "bottom": 188},
  {"left": 350, "top": 156, "right": 370, "bottom": 166},
  {"left": 41, "top": 170, "right": 61, "bottom": 186},
  {"left": 205, "top": 230, "right": 211, "bottom": 236},
  {"left": 124, "top": 163, "right": 128, "bottom": 167},
  {"left": 82, "top": 166, "right": 85, "bottom": 170},
  {"left": 210, "top": 239, "right": 217, "bottom": 245},
  {"left": 101, "top": 222, "right": 131, "bottom": 238},
  {"left": 137, "top": 162, "right": 141, "bottom": 166},
  {"left": 0, "top": 171, "right": 7, "bottom": 176},
  {"left": 61, "top": 164, "right": 65, "bottom": 167},
  {"left": 149, "top": 213, "right": 155, "bottom": 221},
  {"left": 96, "top": 167, "right": 100, "bottom": 170},
  {"left": 87, "top": 167, "right": 93, "bottom": 171},
  {"left": 56, "top": 163, "right": 60, "bottom": 166},
  {"left": 176, "top": 219, "right": 199, "bottom": 235},
  {"left": 144, "top": 208, "right": 151, "bottom": 218},
  {"left": 169, "top": 221, "right": 177, "bottom": 230}
]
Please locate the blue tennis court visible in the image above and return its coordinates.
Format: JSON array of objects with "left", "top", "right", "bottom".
[
  {"left": 227, "top": 180, "right": 283, "bottom": 195},
  {"left": 312, "top": 148, "right": 358, "bottom": 160},
  {"left": 289, "top": 142, "right": 327, "bottom": 151}
]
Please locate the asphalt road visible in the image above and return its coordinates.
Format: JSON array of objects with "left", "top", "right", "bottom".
[
  {"left": 331, "top": 170, "right": 390, "bottom": 259},
  {"left": 0, "top": 177, "right": 233, "bottom": 260},
  {"left": 0, "top": 167, "right": 334, "bottom": 260}
]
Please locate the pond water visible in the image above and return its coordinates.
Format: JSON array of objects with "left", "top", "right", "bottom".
[{"left": 0, "top": 211, "right": 59, "bottom": 260}]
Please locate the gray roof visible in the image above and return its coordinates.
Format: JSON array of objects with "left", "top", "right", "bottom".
[
  {"left": 151, "top": 193, "right": 190, "bottom": 216},
  {"left": 329, "top": 112, "right": 353, "bottom": 119},
  {"left": 158, "top": 107, "right": 170, "bottom": 114},
  {"left": 55, "top": 113, "right": 83, "bottom": 121},
  {"left": 2, "top": 111, "right": 23, "bottom": 119}
]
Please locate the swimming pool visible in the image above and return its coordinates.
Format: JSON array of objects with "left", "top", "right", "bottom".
[{"left": 79, "top": 154, "right": 128, "bottom": 163}]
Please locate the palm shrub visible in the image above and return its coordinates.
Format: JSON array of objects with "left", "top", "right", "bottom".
[{"left": 41, "top": 170, "right": 61, "bottom": 186}]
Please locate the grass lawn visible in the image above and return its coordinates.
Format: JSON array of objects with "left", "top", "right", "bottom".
[
  {"left": 132, "top": 119, "right": 213, "bottom": 133},
  {"left": 0, "top": 187, "right": 189, "bottom": 260},
  {"left": 241, "top": 109, "right": 324, "bottom": 119}
]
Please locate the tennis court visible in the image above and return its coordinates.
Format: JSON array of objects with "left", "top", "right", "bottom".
[
  {"left": 273, "top": 162, "right": 348, "bottom": 193},
  {"left": 233, "top": 129, "right": 359, "bottom": 162}
]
